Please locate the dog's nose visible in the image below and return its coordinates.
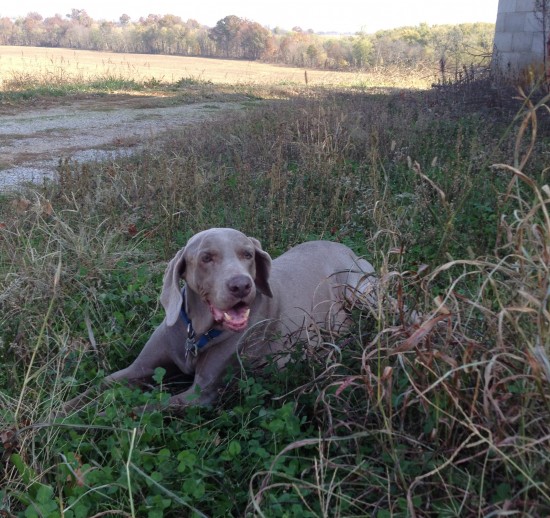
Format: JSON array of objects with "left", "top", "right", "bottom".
[{"left": 227, "top": 275, "right": 252, "bottom": 298}]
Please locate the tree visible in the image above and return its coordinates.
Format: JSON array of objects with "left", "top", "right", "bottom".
[
  {"left": 239, "top": 21, "right": 271, "bottom": 59},
  {"left": 323, "top": 38, "right": 350, "bottom": 68},
  {"left": 67, "top": 9, "right": 92, "bottom": 28},
  {"left": 43, "top": 14, "right": 69, "bottom": 46},
  {"left": 159, "top": 14, "right": 183, "bottom": 28},
  {"left": 209, "top": 15, "right": 243, "bottom": 57},
  {"left": 352, "top": 34, "right": 373, "bottom": 68},
  {"left": 119, "top": 14, "right": 131, "bottom": 26},
  {"left": 21, "top": 12, "right": 44, "bottom": 45},
  {"left": 0, "top": 17, "right": 16, "bottom": 45}
]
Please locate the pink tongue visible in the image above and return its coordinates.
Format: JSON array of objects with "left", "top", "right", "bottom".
[
  {"left": 210, "top": 304, "right": 250, "bottom": 330},
  {"left": 225, "top": 306, "right": 248, "bottom": 323}
]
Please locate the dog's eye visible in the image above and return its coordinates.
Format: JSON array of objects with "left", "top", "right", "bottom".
[
  {"left": 243, "top": 250, "right": 253, "bottom": 260},
  {"left": 201, "top": 253, "right": 213, "bottom": 263}
]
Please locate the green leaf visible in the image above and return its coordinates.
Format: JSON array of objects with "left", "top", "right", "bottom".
[
  {"left": 227, "top": 440, "right": 241, "bottom": 458},
  {"left": 35, "top": 484, "right": 54, "bottom": 503},
  {"left": 11, "top": 453, "right": 42, "bottom": 488},
  {"left": 153, "top": 367, "right": 166, "bottom": 384},
  {"left": 177, "top": 450, "right": 197, "bottom": 472}
]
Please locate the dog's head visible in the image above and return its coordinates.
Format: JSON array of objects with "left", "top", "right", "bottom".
[{"left": 160, "top": 228, "right": 272, "bottom": 334}]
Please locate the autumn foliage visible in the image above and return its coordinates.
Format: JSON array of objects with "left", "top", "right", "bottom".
[{"left": 0, "top": 11, "right": 494, "bottom": 71}]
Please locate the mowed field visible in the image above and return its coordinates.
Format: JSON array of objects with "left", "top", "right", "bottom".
[{"left": 0, "top": 45, "right": 432, "bottom": 89}]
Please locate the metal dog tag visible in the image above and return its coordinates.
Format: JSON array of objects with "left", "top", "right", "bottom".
[{"left": 185, "top": 324, "right": 198, "bottom": 358}]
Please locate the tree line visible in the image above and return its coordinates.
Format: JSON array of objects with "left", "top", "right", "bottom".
[{"left": 0, "top": 10, "right": 494, "bottom": 71}]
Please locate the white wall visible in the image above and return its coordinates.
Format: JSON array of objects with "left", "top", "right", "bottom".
[{"left": 493, "top": 0, "right": 548, "bottom": 75}]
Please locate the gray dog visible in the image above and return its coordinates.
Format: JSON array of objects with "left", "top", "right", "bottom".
[{"left": 64, "top": 228, "right": 376, "bottom": 413}]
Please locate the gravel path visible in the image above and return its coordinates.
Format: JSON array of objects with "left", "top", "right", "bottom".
[{"left": 0, "top": 96, "right": 242, "bottom": 190}]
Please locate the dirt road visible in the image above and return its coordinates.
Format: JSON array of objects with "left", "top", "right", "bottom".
[{"left": 0, "top": 95, "right": 244, "bottom": 190}]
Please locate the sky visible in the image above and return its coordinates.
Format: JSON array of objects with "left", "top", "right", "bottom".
[{"left": 1, "top": 1, "right": 500, "bottom": 34}]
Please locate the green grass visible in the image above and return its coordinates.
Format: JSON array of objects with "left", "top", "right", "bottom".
[
  {"left": 0, "top": 79, "right": 549, "bottom": 516},
  {"left": 0, "top": 73, "right": 146, "bottom": 102},
  {"left": 0, "top": 71, "right": 263, "bottom": 106}
]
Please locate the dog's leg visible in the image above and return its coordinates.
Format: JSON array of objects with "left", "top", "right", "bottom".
[
  {"left": 61, "top": 322, "right": 176, "bottom": 414},
  {"left": 165, "top": 341, "right": 240, "bottom": 411},
  {"left": 60, "top": 362, "right": 158, "bottom": 414}
]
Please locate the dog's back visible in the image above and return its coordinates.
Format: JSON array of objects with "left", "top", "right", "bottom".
[{"left": 246, "top": 241, "right": 375, "bottom": 348}]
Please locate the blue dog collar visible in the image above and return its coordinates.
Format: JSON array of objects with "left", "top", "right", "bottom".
[{"left": 180, "top": 288, "right": 223, "bottom": 357}]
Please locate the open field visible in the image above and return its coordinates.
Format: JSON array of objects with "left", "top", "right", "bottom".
[
  {"left": 0, "top": 53, "right": 549, "bottom": 516},
  {"left": 0, "top": 45, "right": 434, "bottom": 90},
  {"left": 0, "top": 45, "right": 431, "bottom": 189}
]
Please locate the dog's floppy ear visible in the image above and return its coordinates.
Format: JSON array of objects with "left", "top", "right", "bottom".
[
  {"left": 160, "top": 248, "right": 186, "bottom": 327},
  {"left": 249, "top": 237, "right": 273, "bottom": 298}
]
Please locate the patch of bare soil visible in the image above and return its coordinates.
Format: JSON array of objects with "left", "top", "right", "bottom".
[{"left": 0, "top": 95, "right": 246, "bottom": 189}]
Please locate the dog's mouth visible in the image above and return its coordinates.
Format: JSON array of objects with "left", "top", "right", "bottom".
[{"left": 209, "top": 301, "right": 251, "bottom": 332}]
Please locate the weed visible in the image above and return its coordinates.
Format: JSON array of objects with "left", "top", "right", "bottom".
[{"left": 1, "top": 76, "right": 549, "bottom": 516}]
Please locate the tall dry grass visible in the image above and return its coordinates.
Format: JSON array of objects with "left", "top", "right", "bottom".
[
  {"left": 245, "top": 91, "right": 550, "bottom": 516},
  {"left": 0, "top": 82, "right": 548, "bottom": 516}
]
